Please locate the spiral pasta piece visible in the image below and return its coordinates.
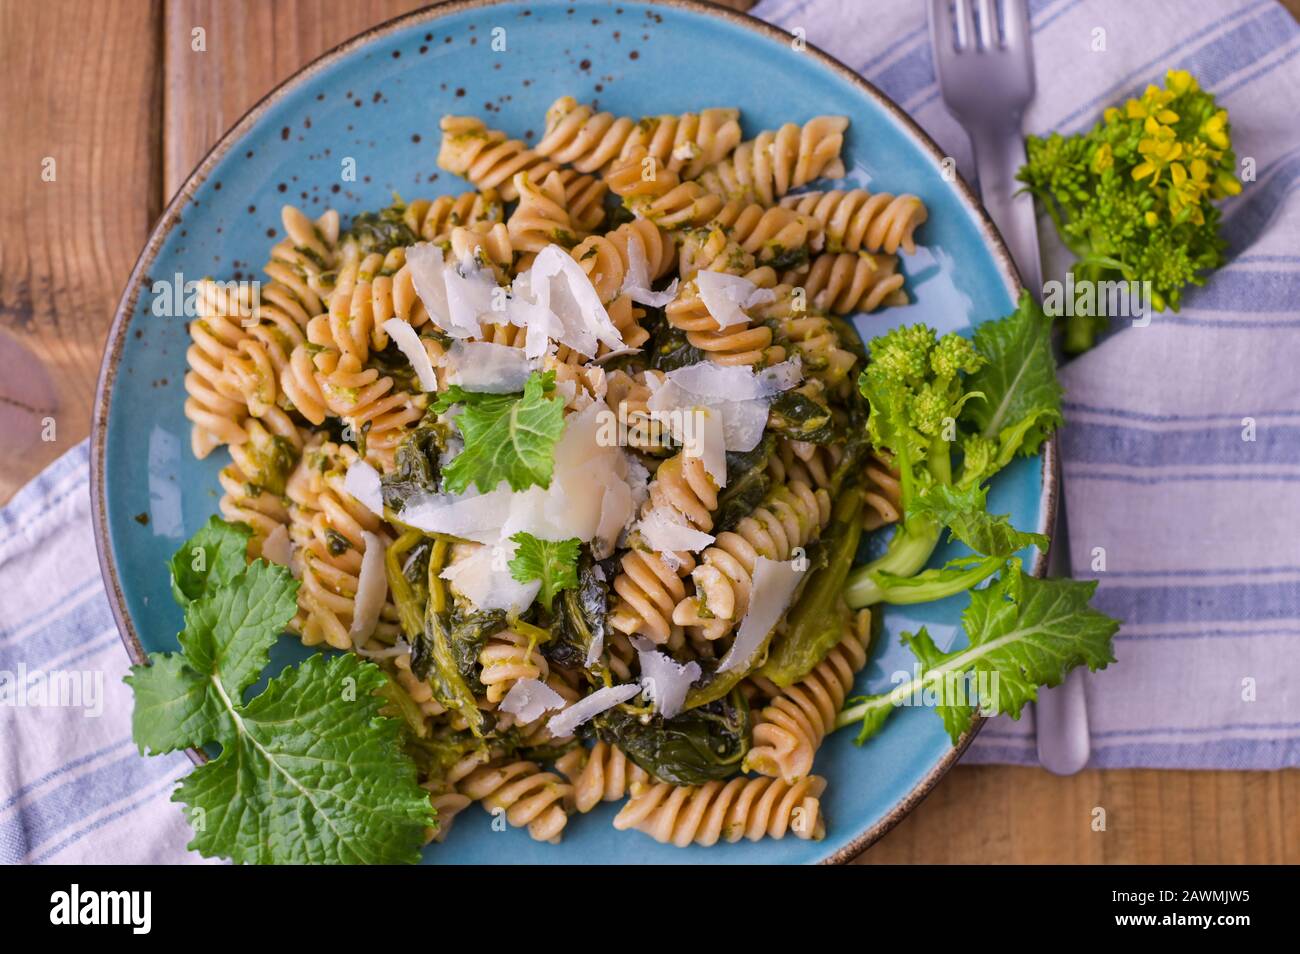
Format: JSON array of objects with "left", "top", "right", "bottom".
[
  {"left": 745, "top": 609, "right": 872, "bottom": 782},
  {"left": 507, "top": 171, "right": 580, "bottom": 270},
  {"left": 423, "top": 781, "right": 473, "bottom": 844},
  {"left": 698, "top": 116, "right": 849, "bottom": 206},
  {"left": 535, "top": 96, "right": 742, "bottom": 179},
  {"left": 281, "top": 307, "right": 428, "bottom": 471},
  {"left": 184, "top": 279, "right": 257, "bottom": 458},
  {"left": 666, "top": 230, "right": 786, "bottom": 368},
  {"left": 800, "top": 251, "right": 908, "bottom": 315},
  {"left": 674, "top": 477, "right": 831, "bottom": 641},
  {"left": 555, "top": 741, "right": 653, "bottom": 813},
  {"left": 613, "top": 775, "right": 826, "bottom": 846},
  {"left": 285, "top": 437, "right": 399, "bottom": 649},
  {"left": 780, "top": 188, "right": 927, "bottom": 255},
  {"left": 266, "top": 205, "right": 340, "bottom": 317},
  {"left": 437, "top": 115, "right": 607, "bottom": 229},
  {"left": 606, "top": 147, "right": 724, "bottom": 228},
  {"left": 458, "top": 759, "right": 573, "bottom": 843},
  {"left": 217, "top": 418, "right": 297, "bottom": 558},
  {"left": 862, "top": 452, "right": 903, "bottom": 532},
  {"left": 478, "top": 627, "right": 550, "bottom": 705},
  {"left": 710, "top": 199, "right": 824, "bottom": 268},
  {"left": 404, "top": 188, "right": 503, "bottom": 242}
]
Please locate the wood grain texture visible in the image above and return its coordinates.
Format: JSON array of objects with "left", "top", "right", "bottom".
[
  {"left": 0, "top": 0, "right": 1295, "bottom": 865},
  {"left": 0, "top": 0, "right": 162, "bottom": 500}
]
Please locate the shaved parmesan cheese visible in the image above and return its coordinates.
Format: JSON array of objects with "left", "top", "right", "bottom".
[
  {"left": 632, "top": 636, "right": 701, "bottom": 718},
  {"left": 695, "top": 270, "right": 777, "bottom": 329},
  {"left": 446, "top": 340, "right": 534, "bottom": 393},
  {"left": 443, "top": 259, "right": 501, "bottom": 338},
  {"left": 440, "top": 540, "right": 539, "bottom": 614},
  {"left": 665, "top": 359, "right": 800, "bottom": 401},
  {"left": 647, "top": 359, "right": 803, "bottom": 452},
  {"left": 343, "top": 459, "right": 384, "bottom": 517},
  {"left": 399, "top": 486, "right": 508, "bottom": 543},
  {"left": 382, "top": 318, "right": 438, "bottom": 392},
  {"left": 620, "top": 233, "right": 679, "bottom": 307},
  {"left": 349, "top": 531, "right": 388, "bottom": 648},
  {"left": 716, "top": 556, "right": 804, "bottom": 673},
  {"left": 688, "top": 406, "right": 727, "bottom": 488},
  {"left": 260, "top": 524, "right": 293, "bottom": 567},
  {"left": 404, "top": 243, "right": 450, "bottom": 329},
  {"left": 635, "top": 505, "right": 715, "bottom": 554},
  {"left": 499, "top": 677, "right": 567, "bottom": 724},
  {"left": 546, "top": 683, "right": 641, "bottom": 737},
  {"left": 526, "top": 245, "right": 624, "bottom": 358}
]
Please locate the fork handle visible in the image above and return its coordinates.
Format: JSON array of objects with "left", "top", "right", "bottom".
[{"left": 967, "top": 121, "right": 1041, "bottom": 292}]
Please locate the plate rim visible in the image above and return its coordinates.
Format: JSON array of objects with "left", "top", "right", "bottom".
[{"left": 89, "top": 0, "right": 1056, "bottom": 866}]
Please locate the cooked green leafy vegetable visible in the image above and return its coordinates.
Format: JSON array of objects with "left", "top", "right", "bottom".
[
  {"left": 713, "top": 435, "right": 775, "bottom": 534},
  {"left": 844, "top": 293, "right": 1061, "bottom": 608},
  {"left": 344, "top": 200, "right": 419, "bottom": 257},
  {"left": 127, "top": 520, "right": 433, "bottom": 865},
  {"left": 432, "top": 370, "right": 566, "bottom": 494},
  {"left": 381, "top": 415, "right": 447, "bottom": 513},
  {"left": 1018, "top": 69, "right": 1240, "bottom": 352},
  {"left": 840, "top": 561, "right": 1120, "bottom": 745},
  {"left": 765, "top": 387, "right": 836, "bottom": 444},
  {"left": 757, "top": 487, "right": 864, "bottom": 688},
  {"left": 594, "top": 688, "right": 751, "bottom": 785},
  {"left": 508, "top": 532, "right": 581, "bottom": 611},
  {"left": 546, "top": 553, "right": 612, "bottom": 674}
]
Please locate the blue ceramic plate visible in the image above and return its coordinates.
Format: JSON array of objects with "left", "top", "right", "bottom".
[{"left": 92, "top": 0, "right": 1053, "bottom": 865}]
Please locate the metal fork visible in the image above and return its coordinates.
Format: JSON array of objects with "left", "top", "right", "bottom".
[{"left": 929, "top": 0, "right": 1091, "bottom": 776}]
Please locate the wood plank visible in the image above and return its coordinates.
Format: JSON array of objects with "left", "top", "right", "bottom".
[
  {"left": 856, "top": 764, "right": 1299, "bottom": 863},
  {"left": 0, "top": 0, "right": 162, "bottom": 503}
]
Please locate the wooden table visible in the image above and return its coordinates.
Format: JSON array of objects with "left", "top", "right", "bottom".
[{"left": 1, "top": 0, "right": 1295, "bottom": 864}]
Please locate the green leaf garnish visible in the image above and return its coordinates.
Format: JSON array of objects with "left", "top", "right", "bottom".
[
  {"left": 508, "top": 532, "right": 581, "bottom": 611},
  {"left": 128, "top": 521, "right": 434, "bottom": 864},
  {"left": 840, "top": 562, "right": 1120, "bottom": 745},
  {"left": 433, "top": 370, "right": 565, "bottom": 494}
]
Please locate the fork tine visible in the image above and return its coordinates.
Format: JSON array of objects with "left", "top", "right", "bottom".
[
  {"left": 953, "top": 0, "right": 976, "bottom": 51},
  {"left": 929, "top": 0, "right": 958, "bottom": 54},
  {"left": 1001, "top": 0, "right": 1030, "bottom": 47},
  {"left": 976, "top": 0, "right": 997, "bottom": 50}
]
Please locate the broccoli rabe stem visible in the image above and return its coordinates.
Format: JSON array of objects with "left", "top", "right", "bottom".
[
  {"left": 844, "top": 434, "right": 950, "bottom": 608},
  {"left": 845, "top": 554, "right": 1004, "bottom": 608}
]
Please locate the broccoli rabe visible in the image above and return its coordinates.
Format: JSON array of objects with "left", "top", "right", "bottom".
[
  {"left": 844, "top": 293, "right": 1060, "bottom": 608},
  {"left": 1018, "top": 69, "right": 1240, "bottom": 352}
]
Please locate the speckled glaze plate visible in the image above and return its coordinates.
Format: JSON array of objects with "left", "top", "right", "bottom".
[{"left": 92, "top": 0, "right": 1054, "bottom": 865}]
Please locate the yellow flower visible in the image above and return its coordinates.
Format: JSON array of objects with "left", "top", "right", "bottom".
[
  {"left": 1167, "top": 162, "right": 1209, "bottom": 223},
  {"left": 1125, "top": 84, "right": 1175, "bottom": 120},
  {"left": 1133, "top": 127, "right": 1184, "bottom": 185},
  {"left": 1213, "top": 170, "right": 1243, "bottom": 198},
  {"left": 1144, "top": 210, "right": 1159, "bottom": 227},
  {"left": 1200, "top": 109, "right": 1230, "bottom": 150},
  {"left": 1166, "top": 69, "right": 1199, "bottom": 96},
  {"left": 1104, "top": 106, "right": 1121, "bottom": 125},
  {"left": 1091, "top": 142, "right": 1114, "bottom": 174}
]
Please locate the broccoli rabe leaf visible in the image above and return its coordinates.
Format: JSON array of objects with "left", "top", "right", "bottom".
[
  {"left": 127, "top": 521, "right": 433, "bottom": 865},
  {"left": 168, "top": 516, "right": 251, "bottom": 606},
  {"left": 961, "top": 292, "right": 1063, "bottom": 468},
  {"left": 908, "top": 483, "right": 1049, "bottom": 558},
  {"left": 841, "top": 562, "right": 1119, "bottom": 745},
  {"left": 508, "top": 532, "right": 580, "bottom": 611},
  {"left": 433, "top": 371, "right": 565, "bottom": 494}
]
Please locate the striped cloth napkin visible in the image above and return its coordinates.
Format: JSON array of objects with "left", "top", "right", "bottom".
[{"left": 1, "top": 0, "right": 1296, "bottom": 865}]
